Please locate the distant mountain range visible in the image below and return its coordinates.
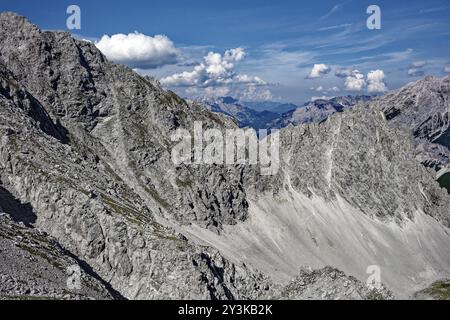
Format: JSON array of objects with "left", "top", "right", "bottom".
[
  {"left": 268, "top": 95, "right": 373, "bottom": 128},
  {"left": 241, "top": 100, "right": 299, "bottom": 114},
  {"left": 197, "top": 96, "right": 286, "bottom": 129},
  {"left": 199, "top": 95, "right": 372, "bottom": 130}
]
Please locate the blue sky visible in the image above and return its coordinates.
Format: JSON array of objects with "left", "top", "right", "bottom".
[{"left": 2, "top": 0, "right": 450, "bottom": 104}]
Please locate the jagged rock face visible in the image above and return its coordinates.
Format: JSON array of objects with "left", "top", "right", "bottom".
[
  {"left": 0, "top": 65, "right": 274, "bottom": 299},
  {"left": 0, "top": 215, "right": 115, "bottom": 300},
  {"left": 188, "top": 102, "right": 450, "bottom": 298},
  {"left": 0, "top": 12, "right": 247, "bottom": 231},
  {"left": 413, "top": 280, "right": 450, "bottom": 300},
  {"left": 280, "top": 267, "right": 393, "bottom": 300},
  {"left": 176, "top": 99, "right": 450, "bottom": 299},
  {"left": 0, "top": 12, "right": 271, "bottom": 299},
  {"left": 247, "top": 103, "right": 450, "bottom": 227},
  {"left": 268, "top": 95, "right": 372, "bottom": 128},
  {"left": 375, "top": 76, "right": 450, "bottom": 171}
]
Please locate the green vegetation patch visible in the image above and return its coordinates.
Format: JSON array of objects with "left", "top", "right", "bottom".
[
  {"left": 100, "top": 193, "right": 152, "bottom": 226},
  {"left": 143, "top": 185, "right": 170, "bottom": 210},
  {"left": 17, "top": 244, "right": 64, "bottom": 270},
  {"left": 175, "top": 177, "right": 192, "bottom": 189},
  {"left": 437, "top": 172, "right": 450, "bottom": 194},
  {"left": 421, "top": 280, "right": 450, "bottom": 300}
]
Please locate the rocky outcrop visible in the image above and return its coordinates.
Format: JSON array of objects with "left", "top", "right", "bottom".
[
  {"left": 179, "top": 100, "right": 450, "bottom": 299},
  {"left": 0, "top": 215, "right": 116, "bottom": 300},
  {"left": 0, "top": 12, "right": 270, "bottom": 300},
  {"left": 261, "top": 103, "right": 450, "bottom": 226},
  {"left": 413, "top": 280, "right": 450, "bottom": 300},
  {"left": 280, "top": 267, "right": 393, "bottom": 300},
  {"left": 268, "top": 95, "right": 372, "bottom": 128},
  {"left": 375, "top": 76, "right": 450, "bottom": 171},
  {"left": 0, "top": 12, "right": 247, "bottom": 232},
  {"left": 0, "top": 83, "right": 273, "bottom": 299}
]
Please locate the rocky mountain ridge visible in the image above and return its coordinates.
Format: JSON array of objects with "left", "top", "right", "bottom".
[
  {"left": 198, "top": 96, "right": 280, "bottom": 129},
  {"left": 0, "top": 11, "right": 275, "bottom": 299},
  {"left": 241, "top": 100, "right": 298, "bottom": 114},
  {"left": 268, "top": 95, "right": 373, "bottom": 128},
  {"left": 375, "top": 76, "right": 450, "bottom": 173}
]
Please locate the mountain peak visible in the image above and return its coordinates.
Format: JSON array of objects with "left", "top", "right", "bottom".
[
  {"left": 377, "top": 74, "right": 450, "bottom": 171},
  {"left": 220, "top": 96, "right": 239, "bottom": 104},
  {"left": 0, "top": 12, "right": 40, "bottom": 36}
]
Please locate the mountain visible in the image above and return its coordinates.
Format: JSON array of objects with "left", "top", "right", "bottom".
[
  {"left": 182, "top": 99, "right": 450, "bottom": 299},
  {"left": 198, "top": 96, "right": 280, "bottom": 129},
  {"left": 0, "top": 12, "right": 274, "bottom": 300},
  {"left": 0, "top": 213, "right": 117, "bottom": 300},
  {"left": 241, "top": 100, "right": 298, "bottom": 114},
  {"left": 1, "top": 12, "right": 450, "bottom": 300},
  {"left": 198, "top": 96, "right": 372, "bottom": 129},
  {"left": 268, "top": 95, "right": 373, "bottom": 128},
  {"left": 375, "top": 76, "right": 450, "bottom": 176},
  {"left": 199, "top": 96, "right": 372, "bottom": 131}
]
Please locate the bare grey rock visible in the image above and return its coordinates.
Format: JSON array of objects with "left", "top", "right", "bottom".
[
  {"left": 0, "top": 12, "right": 269, "bottom": 300},
  {"left": 280, "top": 267, "right": 393, "bottom": 300},
  {"left": 268, "top": 95, "right": 372, "bottom": 128},
  {"left": 0, "top": 215, "right": 115, "bottom": 300},
  {"left": 375, "top": 76, "right": 450, "bottom": 172},
  {"left": 182, "top": 100, "right": 450, "bottom": 299},
  {"left": 248, "top": 102, "right": 450, "bottom": 227},
  {"left": 0, "top": 11, "right": 247, "bottom": 232}
]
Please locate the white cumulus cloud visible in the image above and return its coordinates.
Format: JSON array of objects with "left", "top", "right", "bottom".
[
  {"left": 335, "top": 67, "right": 353, "bottom": 78},
  {"left": 224, "top": 48, "right": 246, "bottom": 62},
  {"left": 160, "top": 48, "right": 264, "bottom": 87},
  {"left": 95, "top": 32, "right": 180, "bottom": 69},
  {"left": 445, "top": 66, "right": 450, "bottom": 73},
  {"left": 315, "top": 86, "right": 324, "bottom": 91},
  {"left": 333, "top": 66, "right": 388, "bottom": 93},
  {"left": 307, "top": 64, "right": 331, "bottom": 79},
  {"left": 186, "top": 86, "right": 231, "bottom": 98},
  {"left": 367, "top": 69, "right": 388, "bottom": 93},
  {"left": 160, "top": 48, "right": 271, "bottom": 100},
  {"left": 344, "top": 70, "right": 366, "bottom": 91},
  {"left": 235, "top": 74, "right": 266, "bottom": 85}
]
